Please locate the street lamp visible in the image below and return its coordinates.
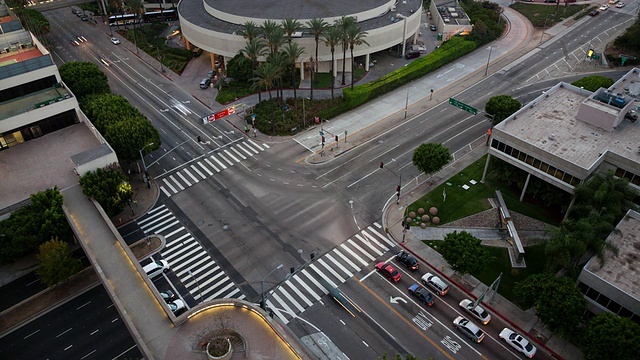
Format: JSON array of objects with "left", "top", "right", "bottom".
[
  {"left": 260, "top": 264, "right": 283, "bottom": 310},
  {"left": 188, "top": 269, "right": 203, "bottom": 302},
  {"left": 139, "top": 142, "right": 154, "bottom": 186},
  {"left": 540, "top": 13, "right": 556, "bottom": 45},
  {"left": 484, "top": 46, "right": 494, "bottom": 77},
  {"left": 151, "top": 45, "right": 164, "bottom": 73},
  {"left": 302, "top": 97, "right": 310, "bottom": 128}
]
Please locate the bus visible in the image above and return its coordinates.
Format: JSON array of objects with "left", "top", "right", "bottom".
[
  {"left": 108, "top": 14, "right": 140, "bottom": 26},
  {"left": 143, "top": 9, "right": 177, "bottom": 23}
]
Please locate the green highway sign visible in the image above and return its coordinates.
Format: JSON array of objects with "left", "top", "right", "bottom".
[{"left": 449, "top": 98, "right": 478, "bottom": 115}]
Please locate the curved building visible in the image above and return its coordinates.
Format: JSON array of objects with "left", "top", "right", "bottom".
[{"left": 178, "top": 0, "right": 423, "bottom": 78}]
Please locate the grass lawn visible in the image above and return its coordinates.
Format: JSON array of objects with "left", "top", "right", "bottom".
[
  {"left": 406, "top": 155, "right": 562, "bottom": 226},
  {"left": 510, "top": 2, "right": 591, "bottom": 28},
  {"left": 312, "top": 73, "right": 333, "bottom": 89},
  {"left": 424, "top": 241, "right": 547, "bottom": 304}
]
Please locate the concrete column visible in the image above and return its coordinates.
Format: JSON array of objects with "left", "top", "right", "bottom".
[
  {"left": 519, "top": 173, "right": 531, "bottom": 202},
  {"left": 300, "top": 61, "right": 304, "bottom": 81},
  {"left": 401, "top": 17, "right": 407, "bottom": 56},
  {"left": 185, "top": 38, "right": 191, "bottom": 51},
  {"left": 481, "top": 152, "right": 491, "bottom": 183},
  {"left": 210, "top": 52, "right": 216, "bottom": 69},
  {"left": 365, "top": 53, "right": 370, "bottom": 71},
  {"left": 333, "top": 57, "right": 337, "bottom": 77}
]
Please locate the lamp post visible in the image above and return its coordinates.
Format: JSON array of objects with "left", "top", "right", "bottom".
[
  {"left": 151, "top": 45, "right": 164, "bottom": 73},
  {"left": 139, "top": 142, "right": 154, "bottom": 186},
  {"left": 484, "top": 46, "right": 494, "bottom": 77},
  {"left": 404, "top": 87, "right": 410, "bottom": 119},
  {"left": 302, "top": 97, "right": 310, "bottom": 128},
  {"left": 188, "top": 269, "right": 203, "bottom": 302},
  {"left": 540, "top": 13, "right": 555, "bottom": 45},
  {"left": 260, "top": 264, "right": 283, "bottom": 310}
]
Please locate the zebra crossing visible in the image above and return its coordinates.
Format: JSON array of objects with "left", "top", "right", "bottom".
[
  {"left": 158, "top": 140, "right": 269, "bottom": 197},
  {"left": 137, "top": 204, "right": 245, "bottom": 302},
  {"left": 265, "top": 222, "right": 396, "bottom": 325}
]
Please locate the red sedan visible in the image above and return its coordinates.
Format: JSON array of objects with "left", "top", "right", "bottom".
[{"left": 375, "top": 262, "right": 402, "bottom": 282}]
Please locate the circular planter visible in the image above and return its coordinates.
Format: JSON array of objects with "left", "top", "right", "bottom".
[{"left": 207, "top": 338, "right": 233, "bottom": 360}]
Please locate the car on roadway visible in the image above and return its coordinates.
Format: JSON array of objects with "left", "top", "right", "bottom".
[
  {"left": 599, "top": 3, "right": 609, "bottom": 10},
  {"left": 589, "top": 9, "right": 600, "bottom": 16},
  {"left": 453, "top": 316, "right": 486, "bottom": 343},
  {"left": 430, "top": 24, "right": 437, "bottom": 31},
  {"left": 421, "top": 272, "right": 450, "bottom": 295},
  {"left": 70, "top": 39, "right": 80, "bottom": 46},
  {"left": 405, "top": 50, "right": 420, "bottom": 60},
  {"left": 110, "top": 37, "right": 120, "bottom": 45},
  {"left": 77, "top": 35, "right": 87, "bottom": 43},
  {"left": 615, "top": 1, "right": 625, "bottom": 7},
  {"left": 608, "top": 0, "right": 618, "bottom": 4},
  {"left": 375, "top": 262, "right": 402, "bottom": 282},
  {"left": 395, "top": 251, "right": 419, "bottom": 271},
  {"left": 459, "top": 299, "right": 492, "bottom": 325},
  {"left": 499, "top": 328, "right": 537, "bottom": 358},
  {"left": 408, "top": 284, "right": 435, "bottom": 306},
  {"left": 168, "top": 299, "right": 185, "bottom": 314}
]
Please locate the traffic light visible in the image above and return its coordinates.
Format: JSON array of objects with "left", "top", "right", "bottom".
[
  {"left": 335, "top": 135, "right": 338, "bottom": 142},
  {"left": 379, "top": 162, "right": 384, "bottom": 169}
]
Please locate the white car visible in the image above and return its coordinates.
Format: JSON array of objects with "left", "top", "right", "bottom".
[
  {"left": 459, "top": 299, "right": 492, "bottom": 325},
  {"left": 420, "top": 272, "right": 450, "bottom": 295},
  {"left": 168, "top": 299, "right": 185, "bottom": 314},
  {"left": 499, "top": 328, "right": 537, "bottom": 358},
  {"left": 615, "top": 1, "right": 625, "bottom": 7},
  {"left": 599, "top": 3, "right": 609, "bottom": 10},
  {"left": 110, "top": 37, "right": 120, "bottom": 45}
]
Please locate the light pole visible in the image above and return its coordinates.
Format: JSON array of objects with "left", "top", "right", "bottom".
[
  {"left": 484, "top": 46, "right": 494, "bottom": 77},
  {"left": 260, "top": 264, "right": 283, "bottom": 310},
  {"left": 139, "top": 142, "right": 154, "bottom": 186},
  {"left": 188, "top": 269, "right": 203, "bottom": 302},
  {"left": 302, "top": 97, "right": 310, "bottom": 128},
  {"left": 404, "top": 87, "right": 410, "bottom": 119},
  {"left": 540, "top": 13, "right": 555, "bottom": 45},
  {"left": 151, "top": 45, "right": 164, "bottom": 73}
]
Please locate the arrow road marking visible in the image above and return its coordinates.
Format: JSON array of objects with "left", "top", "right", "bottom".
[{"left": 390, "top": 296, "right": 407, "bottom": 304}]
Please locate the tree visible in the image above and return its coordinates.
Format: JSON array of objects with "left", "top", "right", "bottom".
[
  {"left": 237, "top": 21, "right": 261, "bottom": 41},
  {"left": 59, "top": 62, "right": 110, "bottom": 104},
  {"left": 306, "top": 17, "right": 328, "bottom": 95},
  {"left": 484, "top": 95, "right": 521, "bottom": 126},
  {"left": 347, "top": 24, "right": 369, "bottom": 90},
  {"left": 84, "top": 93, "right": 144, "bottom": 132},
  {"left": 514, "top": 273, "right": 586, "bottom": 336},
  {"left": 412, "top": 143, "right": 452, "bottom": 175},
  {"left": 282, "top": 42, "right": 305, "bottom": 99},
  {"left": 252, "top": 62, "right": 280, "bottom": 131},
  {"left": 322, "top": 26, "right": 341, "bottom": 99},
  {"left": 226, "top": 53, "right": 252, "bottom": 82},
  {"left": 334, "top": 16, "right": 356, "bottom": 85},
  {"left": 240, "top": 38, "right": 268, "bottom": 102},
  {"left": 439, "top": 231, "right": 492, "bottom": 276},
  {"left": 571, "top": 75, "right": 615, "bottom": 92},
  {"left": 261, "top": 20, "right": 284, "bottom": 55},
  {"left": 104, "top": 116, "right": 162, "bottom": 162},
  {"left": 582, "top": 312, "right": 640, "bottom": 360},
  {"left": 281, "top": 17, "right": 303, "bottom": 43},
  {"left": 79, "top": 166, "right": 133, "bottom": 218},
  {"left": 36, "top": 238, "right": 82, "bottom": 287}
]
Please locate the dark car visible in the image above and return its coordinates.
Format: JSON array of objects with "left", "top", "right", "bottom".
[
  {"left": 199, "top": 78, "right": 211, "bottom": 89},
  {"left": 408, "top": 284, "right": 435, "bottom": 306},
  {"left": 589, "top": 9, "right": 599, "bottom": 16},
  {"left": 405, "top": 50, "right": 420, "bottom": 60},
  {"left": 396, "top": 251, "right": 419, "bottom": 271},
  {"left": 430, "top": 24, "right": 437, "bottom": 31},
  {"left": 375, "top": 262, "right": 402, "bottom": 282}
]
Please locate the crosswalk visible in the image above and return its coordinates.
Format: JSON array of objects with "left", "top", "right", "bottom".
[
  {"left": 137, "top": 204, "right": 245, "bottom": 302},
  {"left": 265, "top": 222, "right": 396, "bottom": 324},
  {"left": 158, "top": 140, "right": 269, "bottom": 197}
]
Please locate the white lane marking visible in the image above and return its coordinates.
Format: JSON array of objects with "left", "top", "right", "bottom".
[
  {"left": 198, "top": 162, "right": 214, "bottom": 176},
  {"left": 224, "top": 149, "right": 240, "bottom": 162},
  {"left": 309, "top": 263, "right": 340, "bottom": 288},
  {"left": 177, "top": 171, "right": 193, "bottom": 186},
  {"left": 236, "top": 142, "right": 254, "bottom": 156},
  {"left": 293, "top": 274, "right": 322, "bottom": 301},
  {"left": 285, "top": 281, "right": 314, "bottom": 307},
  {"left": 169, "top": 175, "right": 185, "bottom": 190},
  {"left": 57, "top": 328, "right": 72, "bottom": 337},
  {"left": 340, "top": 243, "right": 369, "bottom": 267},
  {"left": 346, "top": 239, "right": 376, "bottom": 261},
  {"left": 230, "top": 146, "right": 247, "bottom": 160},
  {"left": 242, "top": 141, "right": 260, "bottom": 154},
  {"left": 210, "top": 154, "right": 227, "bottom": 169},
  {"left": 191, "top": 164, "right": 207, "bottom": 179},
  {"left": 355, "top": 234, "right": 383, "bottom": 256},
  {"left": 325, "top": 253, "right": 354, "bottom": 278},
  {"left": 247, "top": 139, "right": 264, "bottom": 151},
  {"left": 301, "top": 269, "right": 329, "bottom": 295},
  {"left": 162, "top": 179, "right": 177, "bottom": 194},
  {"left": 160, "top": 186, "right": 172, "bottom": 197},
  {"left": 217, "top": 151, "right": 235, "bottom": 166},
  {"left": 265, "top": 299, "right": 289, "bottom": 324},
  {"left": 277, "top": 287, "right": 306, "bottom": 313},
  {"left": 204, "top": 158, "right": 220, "bottom": 172}
]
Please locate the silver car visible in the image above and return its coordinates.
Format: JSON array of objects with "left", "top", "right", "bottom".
[
  {"left": 499, "top": 328, "right": 537, "bottom": 358},
  {"left": 459, "top": 299, "right": 491, "bottom": 325},
  {"left": 453, "top": 316, "right": 485, "bottom": 343}
]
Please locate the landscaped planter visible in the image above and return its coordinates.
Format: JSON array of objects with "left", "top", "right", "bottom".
[{"left": 206, "top": 338, "right": 232, "bottom": 360}]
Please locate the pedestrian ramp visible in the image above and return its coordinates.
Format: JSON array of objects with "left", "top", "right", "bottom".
[
  {"left": 158, "top": 140, "right": 269, "bottom": 197},
  {"left": 265, "top": 222, "right": 396, "bottom": 324},
  {"left": 137, "top": 204, "right": 245, "bottom": 303}
]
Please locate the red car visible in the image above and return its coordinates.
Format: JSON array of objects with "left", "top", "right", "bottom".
[{"left": 375, "top": 262, "right": 402, "bottom": 282}]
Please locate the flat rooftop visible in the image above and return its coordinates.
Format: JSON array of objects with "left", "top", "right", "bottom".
[
  {"left": 498, "top": 83, "right": 640, "bottom": 170},
  {"left": 0, "top": 122, "right": 100, "bottom": 211},
  {"left": 584, "top": 210, "right": 640, "bottom": 302}
]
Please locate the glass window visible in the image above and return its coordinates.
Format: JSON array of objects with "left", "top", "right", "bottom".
[
  {"left": 618, "top": 307, "right": 632, "bottom": 318},
  {"left": 532, "top": 158, "right": 542, "bottom": 169},
  {"left": 570, "top": 176, "right": 580, "bottom": 187},
  {"left": 596, "top": 293, "right": 610, "bottom": 308},
  {"left": 511, "top": 149, "right": 520, "bottom": 160},
  {"left": 504, "top": 145, "right": 513, "bottom": 156},
  {"left": 555, "top": 169, "right": 565, "bottom": 180},
  {"left": 547, "top": 166, "right": 557, "bottom": 177},
  {"left": 491, "top": 139, "right": 499, "bottom": 148},
  {"left": 577, "top": 281, "right": 590, "bottom": 294},
  {"left": 540, "top": 163, "right": 549, "bottom": 172},
  {"left": 585, "top": 287, "right": 600, "bottom": 301},
  {"left": 631, "top": 175, "right": 640, "bottom": 186},
  {"left": 631, "top": 314, "right": 640, "bottom": 326},
  {"left": 518, "top": 151, "right": 527, "bottom": 162},
  {"left": 623, "top": 171, "right": 633, "bottom": 182},
  {"left": 607, "top": 300, "right": 622, "bottom": 314},
  {"left": 525, "top": 155, "right": 534, "bottom": 165},
  {"left": 615, "top": 168, "right": 625, "bottom": 178}
]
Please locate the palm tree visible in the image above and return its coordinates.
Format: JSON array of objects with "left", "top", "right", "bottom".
[
  {"left": 261, "top": 20, "right": 284, "bottom": 55},
  {"left": 306, "top": 18, "right": 328, "bottom": 99},
  {"left": 282, "top": 42, "right": 305, "bottom": 99},
  {"left": 129, "top": 0, "right": 144, "bottom": 54},
  {"left": 240, "top": 38, "right": 268, "bottom": 102},
  {"left": 322, "top": 26, "right": 341, "bottom": 99},
  {"left": 252, "top": 62, "right": 280, "bottom": 132},
  {"left": 334, "top": 16, "right": 356, "bottom": 85},
  {"left": 267, "top": 51, "right": 288, "bottom": 100},
  {"left": 281, "top": 18, "right": 303, "bottom": 43},
  {"left": 347, "top": 25, "right": 369, "bottom": 90},
  {"left": 237, "top": 21, "right": 261, "bottom": 41}
]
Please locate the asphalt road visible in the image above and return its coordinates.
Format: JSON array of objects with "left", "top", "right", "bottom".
[{"left": 0, "top": 285, "right": 141, "bottom": 360}]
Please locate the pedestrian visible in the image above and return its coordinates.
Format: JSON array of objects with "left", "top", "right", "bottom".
[
  {"left": 244, "top": 125, "right": 249, "bottom": 134},
  {"left": 253, "top": 127, "right": 257, "bottom": 138}
]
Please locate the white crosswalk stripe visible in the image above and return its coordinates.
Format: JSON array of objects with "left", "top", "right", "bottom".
[
  {"left": 136, "top": 206, "right": 244, "bottom": 303},
  {"left": 263, "top": 223, "right": 401, "bottom": 324},
  {"left": 155, "top": 142, "right": 270, "bottom": 197}
]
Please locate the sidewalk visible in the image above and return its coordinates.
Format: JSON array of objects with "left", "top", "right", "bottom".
[{"left": 383, "top": 143, "right": 583, "bottom": 360}]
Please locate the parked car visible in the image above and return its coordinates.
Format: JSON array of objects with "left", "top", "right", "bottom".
[
  {"left": 405, "top": 50, "right": 420, "bottom": 60},
  {"left": 615, "top": 1, "right": 625, "bottom": 7},
  {"left": 421, "top": 272, "right": 450, "bottom": 295},
  {"left": 168, "top": 299, "right": 185, "bottom": 314},
  {"left": 207, "top": 70, "right": 216, "bottom": 79},
  {"left": 499, "top": 328, "right": 537, "bottom": 358},
  {"left": 408, "top": 284, "right": 435, "bottom": 306},
  {"left": 589, "top": 9, "right": 600, "bottom": 16},
  {"left": 599, "top": 3, "right": 609, "bottom": 10},
  {"left": 200, "top": 78, "right": 211, "bottom": 89},
  {"left": 110, "top": 37, "right": 120, "bottom": 45},
  {"left": 160, "top": 290, "right": 176, "bottom": 302},
  {"left": 453, "top": 316, "right": 486, "bottom": 343},
  {"left": 459, "top": 299, "right": 492, "bottom": 325},
  {"left": 395, "top": 251, "right": 419, "bottom": 271},
  {"left": 430, "top": 24, "right": 437, "bottom": 31},
  {"left": 375, "top": 262, "right": 402, "bottom": 282},
  {"left": 81, "top": 15, "right": 89, "bottom": 21}
]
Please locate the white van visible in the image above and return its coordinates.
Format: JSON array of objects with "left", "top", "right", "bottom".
[{"left": 143, "top": 260, "right": 169, "bottom": 279}]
